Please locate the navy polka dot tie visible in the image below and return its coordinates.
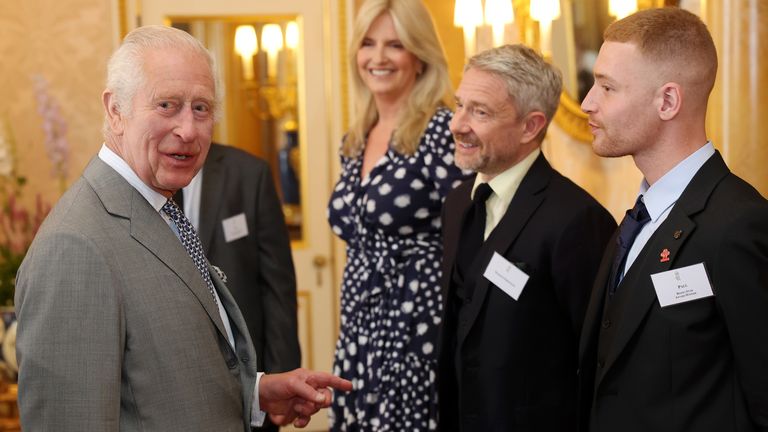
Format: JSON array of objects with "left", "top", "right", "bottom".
[{"left": 162, "top": 198, "right": 218, "bottom": 305}]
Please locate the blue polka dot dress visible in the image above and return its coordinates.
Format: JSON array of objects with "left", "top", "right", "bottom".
[{"left": 327, "top": 108, "right": 468, "bottom": 431}]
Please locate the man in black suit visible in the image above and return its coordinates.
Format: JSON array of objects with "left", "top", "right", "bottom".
[
  {"left": 579, "top": 8, "right": 768, "bottom": 432},
  {"left": 176, "top": 143, "right": 302, "bottom": 431},
  {"left": 437, "top": 44, "right": 616, "bottom": 431}
]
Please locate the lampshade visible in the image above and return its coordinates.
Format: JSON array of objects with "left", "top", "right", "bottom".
[
  {"left": 609, "top": 0, "right": 637, "bottom": 19},
  {"left": 454, "top": 0, "right": 484, "bottom": 28},
  {"left": 530, "top": 0, "right": 561, "bottom": 22},
  {"left": 234, "top": 25, "right": 258, "bottom": 58},
  {"left": 261, "top": 24, "right": 284, "bottom": 53},
  {"left": 485, "top": 0, "right": 514, "bottom": 24},
  {"left": 285, "top": 21, "right": 299, "bottom": 50}
]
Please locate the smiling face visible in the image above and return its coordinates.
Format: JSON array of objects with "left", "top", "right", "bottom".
[
  {"left": 581, "top": 41, "right": 661, "bottom": 159},
  {"left": 451, "top": 68, "right": 539, "bottom": 180},
  {"left": 104, "top": 46, "right": 215, "bottom": 197},
  {"left": 356, "top": 12, "right": 421, "bottom": 106}
]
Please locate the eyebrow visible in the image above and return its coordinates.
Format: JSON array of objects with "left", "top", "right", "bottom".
[
  {"left": 456, "top": 96, "right": 493, "bottom": 111},
  {"left": 593, "top": 72, "right": 616, "bottom": 84}
]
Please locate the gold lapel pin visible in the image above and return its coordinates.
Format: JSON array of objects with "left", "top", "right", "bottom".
[{"left": 673, "top": 230, "right": 683, "bottom": 239}]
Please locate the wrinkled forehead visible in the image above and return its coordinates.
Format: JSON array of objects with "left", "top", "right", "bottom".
[{"left": 457, "top": 68, "right": 512, "bottom": 107}]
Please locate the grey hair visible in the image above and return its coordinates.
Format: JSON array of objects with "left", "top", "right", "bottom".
[
  {"left": 466, "top": 44, "right": 562, "bottom": 142},
  {"left": 102, "top": 25, "right": 222, "bottom": 138}
]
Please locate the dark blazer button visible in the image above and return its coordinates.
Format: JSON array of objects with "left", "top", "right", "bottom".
[
  {"left": 601, "top": 319, "right": 611, "bottom": 329},
  {"left": 597, "top": 360, "right": 605, "bottom": 369},
  {"left": 227, "top": 358, "right": 238, "bottom": 369}
]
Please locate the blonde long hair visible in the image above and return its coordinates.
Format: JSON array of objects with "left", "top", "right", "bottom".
[{"left": 342, "top": 0, "right": 452, "bottom": 157}]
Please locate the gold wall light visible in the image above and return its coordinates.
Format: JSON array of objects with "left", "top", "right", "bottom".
[
  {"left": 485, "top": 0, "right": 515, "bottom": 47},
  {"left": 234, "top": 25, "right": 258, "bottom": 81},
  {"left": 454, "top": 0, "right": 484, "bottom": 58},
  {"left": 529, "top": 0, "right": 561, "bottom": 58},
  {"left": 261, "top": 24, "right": 284, "bottom": 82}
]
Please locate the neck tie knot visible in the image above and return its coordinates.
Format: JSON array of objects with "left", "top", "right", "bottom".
[
  {"left": 473, "top": 183, "right": 493, "bottom": 205},
  {"left": 162, "top": 198, "right": 218, "bottom": 305},
  {"left": 609, "top": 195, "right": 651, "bottom": 294}
]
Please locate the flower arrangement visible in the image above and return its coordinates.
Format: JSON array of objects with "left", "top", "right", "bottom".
[{"left": 0, "top": 75, "right": 69, "bottom": 307}]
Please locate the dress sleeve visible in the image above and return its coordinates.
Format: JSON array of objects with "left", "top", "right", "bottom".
[{"left": 420, "top": 108, "right": 470, "bottom": 200}]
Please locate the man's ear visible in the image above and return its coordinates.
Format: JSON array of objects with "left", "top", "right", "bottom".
[
  {"left": 102, "top": 90, "right": 125, "bottom": 136},
  {"left": 657, "top": 82, "right": 682, "bottom": 121},
  {"left": 520, "top": 111, "right": 548, "bottom": 144}
]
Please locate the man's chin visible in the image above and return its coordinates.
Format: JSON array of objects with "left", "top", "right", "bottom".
[{"left": 591, "top": 139, "right": 621, "bottom": 158}]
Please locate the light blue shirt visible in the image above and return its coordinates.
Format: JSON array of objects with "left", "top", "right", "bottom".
[{"left": 622, "top": 142, "right": 716, "bottom": 278}]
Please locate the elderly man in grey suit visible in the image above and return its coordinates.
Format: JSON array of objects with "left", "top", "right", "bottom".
[{"left": 14, "top": 25, "right": 350, "bottom": 431}]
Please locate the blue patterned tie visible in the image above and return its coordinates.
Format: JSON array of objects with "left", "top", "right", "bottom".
[
  {"left": 609, "top": 195, "right": 651, "bottom": 295},
  {"left": 162, "top": 198, "right": 218, "bottom": 305}
]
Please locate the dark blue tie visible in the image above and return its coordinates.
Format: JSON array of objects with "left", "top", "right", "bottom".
[
  {"left": 162, "top": 198, "right": 218, "bottom": 305},
  {"left": 609, "top": 195, "right": 651, "bottom": 295}
]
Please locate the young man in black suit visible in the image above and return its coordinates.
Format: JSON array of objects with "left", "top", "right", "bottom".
[
  {"left": 437, "top": 44, "right": 616, "bottom": 431},
  {"left": 579, "top": 8, "right": 768, "bottom": 432}
]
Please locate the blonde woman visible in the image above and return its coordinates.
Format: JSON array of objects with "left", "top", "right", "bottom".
[{"left": 327, "top": 0, "right": 467, "bottom": 430}]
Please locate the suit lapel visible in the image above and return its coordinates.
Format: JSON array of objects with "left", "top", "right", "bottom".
[
  {"left": 456, "top": 155, "right": 551, "bottom": 348},
  {"left": 84, "top": 158, "right": 229, "bottom": 340},
  {"left": 597, "top": 152, "right": 730, "bottom": 381},
  {"left": 199, "top": 145, "right": 227, "bottom": 253}
]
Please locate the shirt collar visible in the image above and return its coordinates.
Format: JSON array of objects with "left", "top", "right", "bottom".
[
  {"left": 98, "top": 144, "right": 170, "bottom": 213},
  {"left": 639, "top": 142, "right": 716, "bottom": 222},
  {"left": 472, "top": 148, "right": 540, "bottom": 205}
]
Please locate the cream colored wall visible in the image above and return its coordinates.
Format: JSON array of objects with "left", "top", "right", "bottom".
[
  {"left": 706, "top": 0, "right": 768, "bottom": 197},
  {"left": 0, "top": 0, "right": 116, "bottom": 207}
]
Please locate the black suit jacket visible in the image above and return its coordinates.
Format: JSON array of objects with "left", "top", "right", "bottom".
[
  {"left": 578, "top": 151, "right": 768, "bottom": 432},
  {"left": 197, "top": 143, "right": 301, "bottom": 374},
  {"left": 437, "top": 154, "right": 616, "bottom": 431}
]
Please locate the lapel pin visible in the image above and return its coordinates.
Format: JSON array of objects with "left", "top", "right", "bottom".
[
  {"left": 673, "top": 230, "right": 683, "bottom": 239},
  {"left": 660, "top": 248, "right": 671, "bottom": 263}
]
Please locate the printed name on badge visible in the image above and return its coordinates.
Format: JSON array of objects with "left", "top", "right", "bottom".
[
  {"left": 222, "top": 213, "right": 249, "bottom": 243},
  {"left": 483, "top": 252, "right": 529, "bottom": 301},
  {"left": 650, "top": 262, "right": 714, "bottom": 307}
]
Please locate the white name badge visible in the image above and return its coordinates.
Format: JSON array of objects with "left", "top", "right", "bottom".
[
  {"left": 222, "top": 213, "right": 249, "bottom": 243},
  {"left": 650, "top": 262, "right": 714, "bottom": 307},
  {"left": 483, "top": 252, "right": 530, "bottom": 300}
]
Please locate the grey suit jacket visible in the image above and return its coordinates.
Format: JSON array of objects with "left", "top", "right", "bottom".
[
  {"left": 15, "top": 157, "right": 259, "bottom": 431},
  {"left": 196, "top": 144, "right": 300, "bottom": 374}
]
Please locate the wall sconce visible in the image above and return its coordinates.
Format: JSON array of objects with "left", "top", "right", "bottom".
[
  {"left": 261, "top": 24, "right": 283, "bottom": 82},
  {"left": 454, "top": 0, "right": 484, "bottom": 58},
  {"left": 530, "top": 0, "right": 561, "bottom": 57},
  {"left": 234, "top": 25, "right": 258, "bottom": 81},
  {"left": 485, "top": 0, "right": 514, "bottom": 47},
  {"left": 609, "top": 0, "right": 637, "bottom": 20},
  {"left": 285, "top": 21, "right": 299, "bottom": 51}
]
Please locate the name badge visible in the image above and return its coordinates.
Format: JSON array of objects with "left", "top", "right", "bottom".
[
  {"left": 483, "top": 252, "right": 529, "bottom": 300},
  {"left": 650, "top": 262, "right": 714, "bottom": 307},
  {"left": 222, "top": 213, "right": 249, "bottom": 243}
]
